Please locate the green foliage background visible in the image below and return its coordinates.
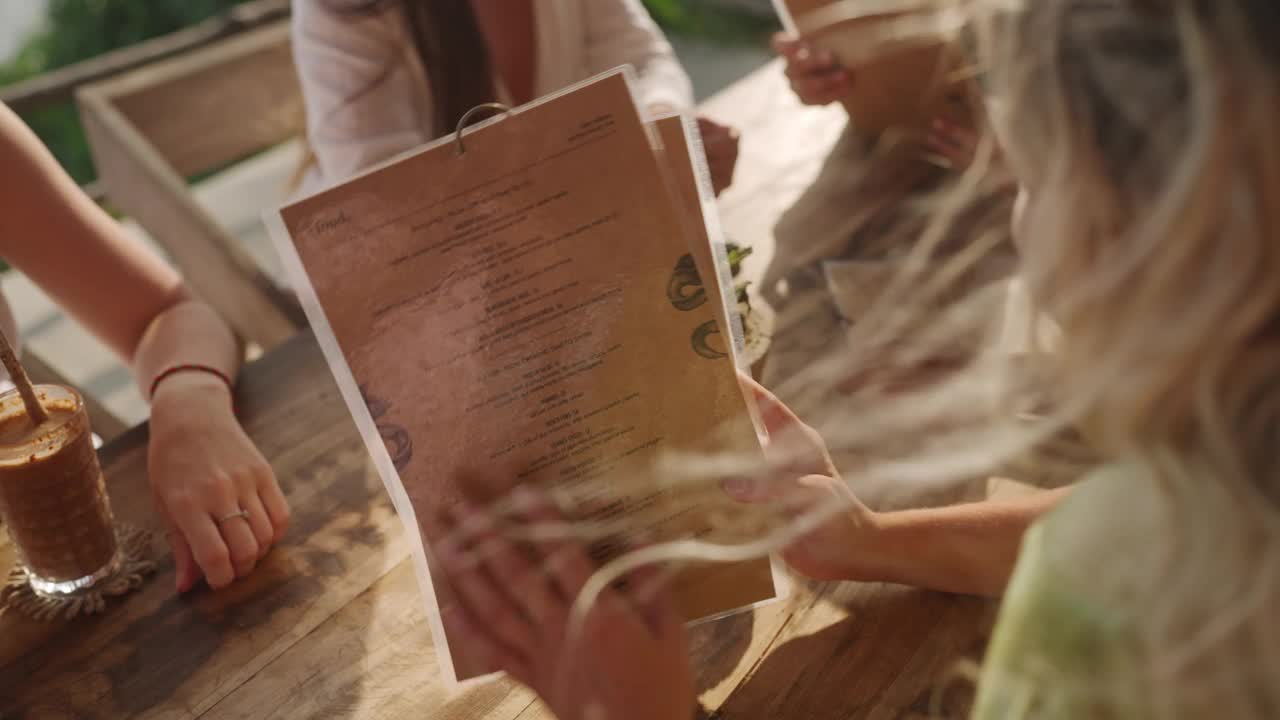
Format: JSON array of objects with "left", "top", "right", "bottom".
[
  {"left": 1, "top": 0, "right": 777, "bottom": 185},
  {"left": 1, "top": 0, "right": 256, "bottom": 184},
  {"left": 643, "top": 0, "right": 779, "bottom": 45}
]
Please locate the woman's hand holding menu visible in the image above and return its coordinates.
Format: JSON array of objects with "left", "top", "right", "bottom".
[
  {"left": 437, "top": 488, "right": 696, "bottom": 720},
  {"left": 727, "top": 377, "right": 1064, "bottom": 597},
  {"left": 724, "top": 377, "right": 879, "bottom": 583}
]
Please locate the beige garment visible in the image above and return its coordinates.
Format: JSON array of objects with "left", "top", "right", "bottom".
[
  {"left": 292, "top": 0, "right": 694, "bottom": 192},
  {"left": 760, "top": 125, "right": 1017, "bottom": 509}
]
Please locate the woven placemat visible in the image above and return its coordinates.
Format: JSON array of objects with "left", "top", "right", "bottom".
[{"left": 1, "top": 524, "right": 155, "bottom": 621}]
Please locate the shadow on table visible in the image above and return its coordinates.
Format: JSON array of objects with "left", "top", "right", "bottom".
[
  {"left": 710, "top": 584, "right": 991, "bottom": 720},
  {"left": 107, "top": 438, "right": 396, "bottom": 718},
  {"left": 689, "top": 607, "right": 756, "bottom": 694}
]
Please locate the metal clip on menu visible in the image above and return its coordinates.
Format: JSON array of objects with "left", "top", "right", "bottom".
[{"left": 454, "top": 102, "right": 514, "bottom": 156}]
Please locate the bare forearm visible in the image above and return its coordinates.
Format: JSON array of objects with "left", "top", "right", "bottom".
[
  {"left": 132, "top": 300, "right": 242, "bottom": 398},
  {"left": 1, "top": 103, "right": 189, "bottom": 363},
  {"left": 857, "top": 488, "right": 1069, "bottom": 596}
]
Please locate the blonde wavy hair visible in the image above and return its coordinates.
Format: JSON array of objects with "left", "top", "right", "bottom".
[{"left": 968, "top": 0, "right": 1280, "bottom": 716}]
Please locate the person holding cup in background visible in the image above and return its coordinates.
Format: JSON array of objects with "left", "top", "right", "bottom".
[{"left": 759, "top": 11, "right": 1017, "bottom": 509}]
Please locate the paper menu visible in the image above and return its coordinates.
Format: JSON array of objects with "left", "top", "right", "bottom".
[
  {"left": 650, "top": 114, "right": 747, "bottom": 367},
  {"left": 269, "top": 69, "right": 777, "bottom": 682}
]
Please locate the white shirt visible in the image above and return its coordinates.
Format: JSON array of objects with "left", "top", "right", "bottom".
[{"left": 293, "top": 0, "right": 694, "bottom": 191}]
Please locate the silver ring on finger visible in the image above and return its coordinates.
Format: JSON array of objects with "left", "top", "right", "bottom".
[{"left": 217, "top": 508, "right": 251, "bottom": 524}]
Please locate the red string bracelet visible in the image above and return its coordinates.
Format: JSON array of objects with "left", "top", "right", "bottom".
[{"left": 149, "top": 364, "right": 235, "bottom": 405}]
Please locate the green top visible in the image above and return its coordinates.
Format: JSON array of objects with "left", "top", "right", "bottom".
[
  {"left": 973, "top": 461, "right": 1279, "bottom": 719},
  {"left": 973, "top": 471, "right": 1151, "bottom": 719}
]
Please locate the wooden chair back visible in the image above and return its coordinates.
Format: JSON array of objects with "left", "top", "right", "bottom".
[{"left": 76, "top": 21, "right": 306, "bottom": 351}]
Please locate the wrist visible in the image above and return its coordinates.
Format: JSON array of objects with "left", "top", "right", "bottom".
[
  {"left": 838, "top": 509, "right": 899, "bottom": 581},
  {"left": 150, "top": 369, "right": 233, "bottom": 409},
  {"left": 856, "top": 504, "right": 1015, "bottom": 596}
]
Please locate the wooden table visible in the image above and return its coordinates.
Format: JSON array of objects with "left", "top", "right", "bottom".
[{"left": 1, "top": 62, "right": 996, "bottom": 719}]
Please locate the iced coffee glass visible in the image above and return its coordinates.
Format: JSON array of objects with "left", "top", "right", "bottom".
[{"left": 0, "top": 385, "right": 121, "bottom": 596}]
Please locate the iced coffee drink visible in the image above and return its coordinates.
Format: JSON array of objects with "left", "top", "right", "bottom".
[{"left": 0, "top": 385, "right": 120, "bottom": 595}]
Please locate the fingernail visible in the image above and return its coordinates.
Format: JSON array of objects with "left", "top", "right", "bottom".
[{"left": 723, "top": 478, "right": 752, "bottom": 499}]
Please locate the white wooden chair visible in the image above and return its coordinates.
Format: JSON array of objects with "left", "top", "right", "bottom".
[{"left": 76, "top": 21, "right": 306, "bottom": 352}]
